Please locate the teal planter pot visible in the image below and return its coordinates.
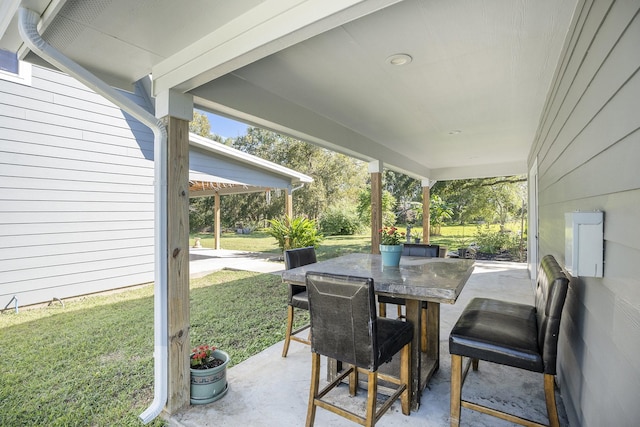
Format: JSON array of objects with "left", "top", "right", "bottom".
[
  {"left": 380, "top": 244, "right": 403, "bottom": 267},
  {"left": 190, "top": 349, "right": 230, "bottom": 405}
]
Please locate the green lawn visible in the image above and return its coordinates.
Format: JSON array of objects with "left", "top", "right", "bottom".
[
  {"left": 190, "top": 230, "right": 372, "bottom": 260},
  {"left": 0, "top": 270, "right": 300, "bottom": 427},
  {"left": 191, "top": 222, "right": 520, "bottom": 256}
]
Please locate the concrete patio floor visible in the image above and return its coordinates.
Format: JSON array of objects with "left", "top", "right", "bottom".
[{"left": 173, "top": 253, "right": 569, "bottom": 426}]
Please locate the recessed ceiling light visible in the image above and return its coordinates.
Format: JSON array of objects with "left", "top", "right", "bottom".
[
  {"left": 448, "top": 130, "right": 462, "bottom": 135},
  {"left": 386, "top": 54, "right": 412, "bottom": 66}
]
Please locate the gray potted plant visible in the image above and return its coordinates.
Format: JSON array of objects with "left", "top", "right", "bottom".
[{"left": 190, "top": 344, "right": 230, "bottom": 404}]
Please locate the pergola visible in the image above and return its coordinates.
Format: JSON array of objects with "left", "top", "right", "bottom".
[{"left": 188, "top": 133, "right": 312, "bottom": 249}]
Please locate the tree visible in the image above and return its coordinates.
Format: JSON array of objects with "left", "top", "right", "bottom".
[
  {"left": 431, "top": 176, "right": 526, "bottom": 225},
  {"left": 191, "top": 110, "right": 226, "bottom": 142},
  {"left": 229, "top": 127, "right": 368, "bottom": 224},
  {"left": 356, "top": 188, "right": 397, "bottom": 227},
  {"left": 190, "top": 111, "right": 211, "bottom": 137}
]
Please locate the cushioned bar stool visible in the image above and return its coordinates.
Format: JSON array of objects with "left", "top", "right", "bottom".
[
  {"left": 448, "top": 255, "right": 569, "bottom": 427},
  {"left": 305, "top": 272, "right": 413, "bottom": 427},
  {"left": 378, "top": 244, "right": 439, "bottom": 352},
  {"left": 281, "top": 246, "right": 317, "bottom": 357}
]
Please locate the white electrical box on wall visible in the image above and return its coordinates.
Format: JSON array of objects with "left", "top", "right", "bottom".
[{"left": 565, "top": 211, "right": 604, "bottom": 277}]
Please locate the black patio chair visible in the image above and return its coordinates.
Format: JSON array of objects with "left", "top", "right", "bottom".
[
  {"left": 449, "top": 254, "right": 569, "bottom": 427},
  {"left": 281, "top": 246, "right": 317, "bottom": 357},
  {"left": 305, "top": 272, "right": 413, "bottom": 426}
]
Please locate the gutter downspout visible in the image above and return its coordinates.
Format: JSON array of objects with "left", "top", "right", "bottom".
[
  {"left": 291, "top": 183, "right": 305, "bottom": 193},
  {"left": 18, "top": 8, "right": 169, "bottom": 424}
]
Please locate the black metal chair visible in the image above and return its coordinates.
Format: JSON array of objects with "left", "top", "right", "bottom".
[
  {"left": 449, "top": 255, "right": 569, "bottom": 427},
  {"left": 305, "top": 272, "right": 413, "bottom": 427},
  {"left": 378, "top": 244, "right": 439, "bottom": 352},
  {"left": 281, "top": 246, "right": 317, "bottom": 357}
]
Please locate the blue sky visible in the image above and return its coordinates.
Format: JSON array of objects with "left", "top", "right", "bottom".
[{"left": 201, "top": 111, "right": 249, "bottom": 139}]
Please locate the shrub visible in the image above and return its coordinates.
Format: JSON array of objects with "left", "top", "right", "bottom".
[
  {"left": 474, "top": 225, "right": 514, "bottom": 254},
  {"left": 320, "top": 206, "right": 363, "bottom": 235},
  {"left": 267, "top": 216, "right": 323, "bottom": 252}
]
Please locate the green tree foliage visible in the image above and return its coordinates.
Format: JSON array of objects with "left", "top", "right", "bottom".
[
  {"left": 190, "top": 111, "right": 211, "bottom": 137},
  {"left": 431, "top": 176, "right": 526, "bottom": 225},
  {"left": 382, "top": 171, "right": 422, "bottom": 224},
  {"left": 190, "top": 110, "right": 227, "bottom": 142},
  {"left": 356, "top": 188, "right": 397, "bottom": 227},
  {"left": 225, "top": 127, "right": 368, "bottom": 226},
  {"left": 266, "top": 216, "right": 323, "bottom": 251}
]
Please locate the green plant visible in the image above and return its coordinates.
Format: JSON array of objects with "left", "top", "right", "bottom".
[
  {"left": 379, "top": 226, "right": 405, "bottom": 245},
  {"left": 474, "top": 225, "right": 513, "bottom": 254},
  {"left": 190, "top": 344, "right": 224, "bottom": 369},
  {"left": 429, "top": 195, "right": 453, "bottom": 235},
  {"left": 266, "top": 215, "right": 323, "bottom": 251},
  {"left": 319, "top": 205, "right": 363, "bottom": 235}
]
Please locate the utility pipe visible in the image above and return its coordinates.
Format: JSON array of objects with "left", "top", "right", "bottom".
[{"left": 18, "top": 8, "right": 169, "bottom": 423}]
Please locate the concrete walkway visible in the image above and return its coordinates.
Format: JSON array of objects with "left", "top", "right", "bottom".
[
  {"left": 189, "top": 248, "right": 285, "bottom": 278},
  {"left": 174, "top": 255, "right": 569, "bottom": 426}
]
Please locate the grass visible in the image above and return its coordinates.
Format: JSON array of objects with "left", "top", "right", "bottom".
[
  {"left": 191, "top": 230, "right": 371, "bottom": 260},
  {"left": 0, "top": 270, "right": 299, "bottom": 427}
]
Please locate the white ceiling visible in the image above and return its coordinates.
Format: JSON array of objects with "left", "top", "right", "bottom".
[{"left": 1, "top": 0, "right": 578, "bottom": 181}]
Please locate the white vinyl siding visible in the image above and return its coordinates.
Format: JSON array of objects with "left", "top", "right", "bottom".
[
  {"left": 529, "top": 1, "right": 640, "bottom": 426},
  {"left": 190, "top": 145, "right": 293, "bottom": 190},
  {"left": 0, "top": 65, "right": 155, "bottom": 307}
]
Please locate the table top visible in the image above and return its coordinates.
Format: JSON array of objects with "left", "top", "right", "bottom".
[{"left": 281, "top": 253, "right": 475, "bottom": 304}]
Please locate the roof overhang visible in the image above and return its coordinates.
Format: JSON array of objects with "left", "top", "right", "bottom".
[
  {"left": 188, "top": 132, "right": 312, "bottom": 198},
  {"left": 0, "top": 0, "right": 579, "bottom": 181}
]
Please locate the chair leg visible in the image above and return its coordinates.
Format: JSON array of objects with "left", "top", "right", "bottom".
[
  {"left": 379, "top": 302, "right": 387, "bottom": 318},
  {"left": 282, "top": 305, "right": 294, "bottom": 357},
  {"left": 420, "top": 307, "right": 427, "bottom": 352},
  {"left": 472, "top": 358, "right": 479, "bottom": 371},
  {"left": 306, "top": 352, "right": 321, "bottom": 427},
  {"left": 349, "top": 364, "right": 358, "bottom": 396},
  {"left": 544, "top": 374, "right": 560, "bottom": 427},
  {"left": 365, "top": 370, "right": 377, "bottom": 427},
  {"left": 450, "top": 354, "right": 462, "bottom": 427},
  {"left": 400, "top": 342, "right": 411, "bottom": 415}
]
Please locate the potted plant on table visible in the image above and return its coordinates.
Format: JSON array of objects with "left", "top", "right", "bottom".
[
  {"left": 412, "top": 231, "right": 422, "bottom": 244},
  {"left": 379, "top": 226, "right": 405, "bottom": 267},
  {"left": 190, "top": 344, "right": 230, "bottom": 405}
]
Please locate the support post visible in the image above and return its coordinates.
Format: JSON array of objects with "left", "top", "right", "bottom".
[
  {"left": 285, "top": 188, "right": 293, "bottom": 219},
  {"left": 214, "top": 192, "right": 221, "bottom": 250},
  {"left": 370, "top": 161, "right": 383, "bottom": 254},
  {"left": 157, "top": 90, "right": 192, "bottom": 414},
  {"left": 421, "top": 180, "right": 431, "bottom": 244}
]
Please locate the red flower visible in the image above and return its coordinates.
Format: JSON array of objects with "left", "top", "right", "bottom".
[{"left": 379, "top": 226, "right": 405, "bottom": 245}]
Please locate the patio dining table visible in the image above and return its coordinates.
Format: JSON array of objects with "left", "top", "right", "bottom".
[{"left": 281, "top": 252, "right": 475, "bottom": 411}]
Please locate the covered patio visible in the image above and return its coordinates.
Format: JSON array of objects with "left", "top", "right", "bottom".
[
  {"left": 173, "top": 259, "right": 569, "bottom": 426},
  {"left": 1, "top": 1, "right": 638, "bottom": 426}
]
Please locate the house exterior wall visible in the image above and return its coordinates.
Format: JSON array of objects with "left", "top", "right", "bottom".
[
  {"left": 529, "top": 1, "right": 640, "bottom": 425},
  {"left": 0, "top": 65, "right": 156, "bottom": 308}
]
